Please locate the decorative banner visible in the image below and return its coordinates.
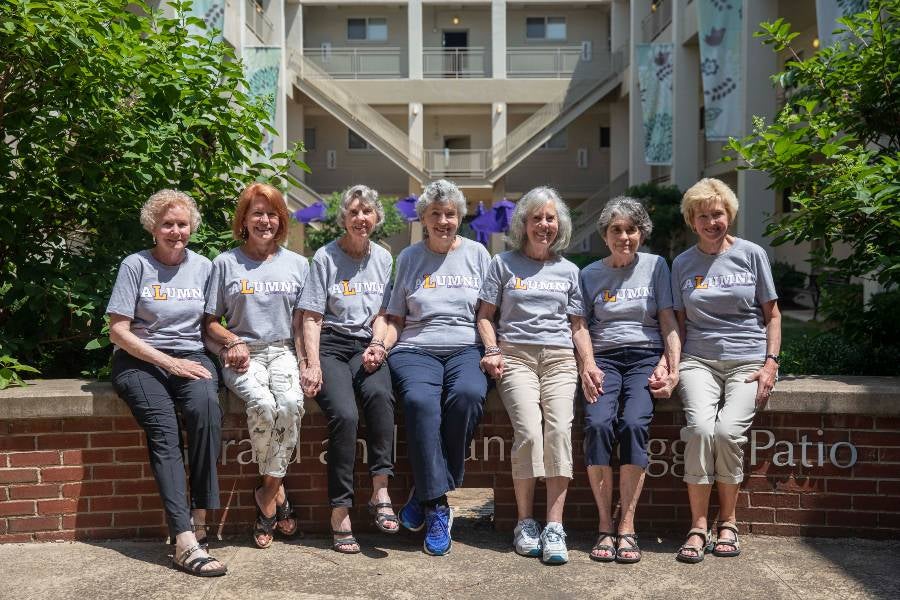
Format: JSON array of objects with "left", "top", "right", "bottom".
[
  {"left": 697, "top": 0, "right": 743, "bottom": 141},
  {"left": 185, "top": 0, "right": 225, "bottom": 43},
  {"left": 816, "top": 0, "right": 869, "bottom": 48},
  {"left": 244, "top": 47, "right": 281, "bottom": 159},
  {"left": 636, "top": 43, "right": 674, "bottom": 166}
]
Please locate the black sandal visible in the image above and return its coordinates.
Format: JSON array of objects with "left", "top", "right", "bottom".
[
  {"left": 712, "top": 523, "right": 741, "bottom": 557},
  {"left": 169, "top": 524, "right": 209, "bottom": 550},
  {"left": 615, "top": 533, "right": 642, "bottom": 564},
  {"left": 172, "top": 543, "right": 227, "bottom": 577},
  {"left": 275, "top": 495, "right": 299, "bottom": 537},
  {"left": 368, "top": 501, "right": 400, "bottom": 534},
  {"left": 676, "top": 528, "right": 709, "bottom": 564},
  {"left": 253, "top": 488, "right": 277, "bottom": 549},
  {"left": 590, "top": 532, "right": 617, "bottom": 563},
  {"left": 332, "top": 529, "right": 361, "bottom": 554}
]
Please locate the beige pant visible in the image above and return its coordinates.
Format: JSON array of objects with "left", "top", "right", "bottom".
[
  {"left": 677, "top": 354, "right": 764, "bottom": 484},
  {"left": 497, "top": 342, "right": 578, "bottom": 480}
]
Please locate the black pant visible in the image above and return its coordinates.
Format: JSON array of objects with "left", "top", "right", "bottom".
[
  {"left": 315, "top": 329, "right": 395, "bottom": 508},
  {"left": 111, "top": 349, "right": 223, "bottom": 535}
]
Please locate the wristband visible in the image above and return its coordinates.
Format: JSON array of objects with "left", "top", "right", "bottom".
[
  {"left": 765, "top": 353, "right": 780, "bottom": 365},
  {"left": 484, "top": 345, "right": 501, "bottom": 356},
  {"left": 369, "top": 339, "right": 386, "bottom": 349}
]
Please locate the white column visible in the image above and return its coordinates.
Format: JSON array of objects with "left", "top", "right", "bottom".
[
  {"left": 274, "top": 0, "right": 287, "bottom": 154},
  {"left": 610, "top": 98, "right": 629, "bottom": 181},
  {"left": 285, "top": 2, "right": 303, "bottom": 54},
  {"left": 737, "top": 0, "right": 778, "bottom": 251},
  {"left": 408, "top": 0, "right": 423, "bottom": 79},
  {"left": 671, "top": 0, "right": 699, "bottom": 191},
  {"left": 610, "top": 0, "right": 629, "bottom": 52},
  {"left": 286, "top": 101, "right": 305, "bottom": 182},
  {"left": 491, "top": 102, "right": 507, "bottom": 169},
  {"left": 628, "top": 0, "right": 652, "bottom": 186},
  {"left": 409, "top": 102, "right": 424, "bottom": 169},
  {"left": 492, "top": 0, "right": 507, "bottom": 79}
]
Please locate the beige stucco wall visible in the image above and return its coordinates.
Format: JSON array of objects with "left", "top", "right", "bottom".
[
  {"left": 422, "top": 6, "right": 493, "bottom": 74},
  {"left": 422, "top": 110, "right": 493, "bottom": 149},
  {"left": 507, "top": 6, "right": 609, "bottom": 49}
]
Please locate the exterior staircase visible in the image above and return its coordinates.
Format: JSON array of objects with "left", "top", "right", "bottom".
[{"left": 568, "top": 172, "right": 631, "bottom": 250}]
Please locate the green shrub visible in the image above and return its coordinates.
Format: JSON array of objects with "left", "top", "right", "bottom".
[
  {"left": 304, "top": 193, "right": 406, "bottom": 254},
  {"left": 771, "top": 261, "right": 807, "bottom": 299}
]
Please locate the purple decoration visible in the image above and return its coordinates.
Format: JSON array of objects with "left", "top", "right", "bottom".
[
  {"left": 493, "top": 199, "right": 516, "bottom": 232},
  {"left": 395, "top": 195, "right": 419, "bottom": 222},
  {"left": 293, "top": 201, "right": 326, "bottom": 223},
  {"left": 471, "top": 202, "right": 490, "bottom": 245},
  {"left": 470, "top": 198, "right": 516, "bottom": 246}
]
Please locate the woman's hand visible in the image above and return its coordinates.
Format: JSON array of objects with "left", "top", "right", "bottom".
[
  {"left": 580, "top": 363, "right": 605, "bottom": 403},
  {"left": 362, "top": 344, "right": 387, "bottom": 373},
  {"left": 166, "top": 358, "right": 213, "bottom": 380},
  {"left": 301, "top": 361, "right": 323, "bottom": 397},
  {"left": 480, "top": 353, "right": 504, "bottom": 380},
  {"left": 648, "top": 364, "right": 678, "bottom": 399},
  {"left": 746, "top": 361, "right": 778, "bottom": 409},
  {"left": 221, "top": 343, "right": 250, "bottom": 373}
]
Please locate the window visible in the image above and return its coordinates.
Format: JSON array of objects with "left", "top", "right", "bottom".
[
  {"left": 526, "top": 17, "right": 566, "bottom": 41},
  {"left": 347, "top": 17, "right": 388, "bottom": 42},
  {"left": 599, "top": 127, "right": 611, "bottom": 149},
  {"left": 303, "top": 128, "right": 316, "bottom": 151},
  {"left": 348, "top": 130, "right": 371, "bottom": 150},
  {"left": 541, "top": 129, "right": 567, "bottom": 150}
]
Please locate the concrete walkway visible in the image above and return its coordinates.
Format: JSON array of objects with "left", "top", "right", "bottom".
[{"left": 2, "top": 520, "right": 897, "bottom": 600}]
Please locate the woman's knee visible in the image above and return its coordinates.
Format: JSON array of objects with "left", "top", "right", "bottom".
[{"left": 680, "top": 422, "right": 715, "bottom": 446}]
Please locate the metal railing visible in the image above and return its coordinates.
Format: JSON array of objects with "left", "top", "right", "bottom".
[
  {"left": 302, "top": 47, "right": 403, "bottom": 79},
  {"left": 423, "top": 47, "right": 486, "bottom": 78},
  {"left": 245, "top": 0, "right": 273, "bottom": 43},
  {"left": 507, "top": 46, "right": 586, "bottom": 78},
  {"left": 491, "top": 49, "right": 625, "bottom": 170},
  {"left": 288, "top": 51, "right": 424, "bottom": 173},
  {"left": 424, "top": 149, "right": 491, "bottom": 178},
  {"left": 642, "top": 0, "right": 673, "bottom": 42},
  {"left": 568, "top": 172, "right": 631, "bottom": 249}
]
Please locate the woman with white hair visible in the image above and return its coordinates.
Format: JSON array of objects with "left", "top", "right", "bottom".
[
  {"left": 298, "top": 185, "right": 398, "bottom": 554},
  {"left": 107, "top": 190, "right": 226, "bottom": 576},
  {"left": 579, "top": 196, "right": 680, "bottom": 565},
  {"left": 672, "top": 178, "right": 781, "bottom": 564},
  {"left": 383, "top": 179, "right": 491, "bottom": 556},
  {"left": 476, "top": 186, "right": 596, "bottom": 565}
]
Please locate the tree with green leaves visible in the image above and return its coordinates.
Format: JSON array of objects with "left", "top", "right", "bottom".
[
  {"left": 0, "top": 0, "right": 307, "bottom": 384},
  {"left": 727, "top": 0, "right": 900, "bottom": 287}
]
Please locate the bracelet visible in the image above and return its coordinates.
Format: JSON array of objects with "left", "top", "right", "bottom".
[
  {"left": 369, "top": 339, "right": 386, "bottom": 349},
  {"left": 223, "top": 338, "right": 246, "bottom": 351},
  {"left": 765, "top": 353, "right": 780, "bottom": 365},
  {"left": 484, "top": 345, "right": 501, "bottom": 357}
]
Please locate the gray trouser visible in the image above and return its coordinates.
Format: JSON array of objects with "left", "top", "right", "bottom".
[
  {"left": 222, "top": 341, "right": 304, "bottom": 478},
  {"left": 677, "top": 354, "right": 764, "bottom": 485}
]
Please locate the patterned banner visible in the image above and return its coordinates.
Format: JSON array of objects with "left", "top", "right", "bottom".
[
  {"left": 636, "top": 43, "right": 674, "bottom": 166},
  {"left": 697, "top": 0, "right": 742, "bottom": 141},
  {"left": 185, "top": 0, "right": 225, "bottom": 43},
  {"left": 816, "top": 0, "right": 869, "bottom": 48},
  {"left": 244, "top": 47, "right": 282, "bottom": 159}
]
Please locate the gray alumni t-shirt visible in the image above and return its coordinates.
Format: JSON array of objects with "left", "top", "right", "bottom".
[
  {"left": 581, "top": 252, "right": 673, "bottom": 353},
  {"left": 671, "top": 238, "right": 778, "bottom": 360},
  {"left": 205, "top": 247, "right": 309, "bottom": 343},
  {"left": 298, "top": 240, "right": 393, "bottom": 339},
  {"left": 479, "top": 251, "right": 584, "bottom": 348},
  {"left": 106, "top": 249, "right": 211, "bottom": 352},
  {"left": 387, "top": 237, "right": 491, "bottom": 354}
]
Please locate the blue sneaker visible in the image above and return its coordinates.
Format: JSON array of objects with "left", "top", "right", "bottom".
[
  {"left": 423, "top": 506, "right": 453, "bottom": 556},
  {"left": 399, "top": 490, "right": 425, "bottom": 532},
  {"left": 540, "top": 522, "right": 569, "bottom": 564}
]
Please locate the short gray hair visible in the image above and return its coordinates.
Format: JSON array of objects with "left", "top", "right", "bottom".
[
  {"left": 596, "top": 196, "right": 653, "bottom": 242},
  {"left": 140, "top": 189, "right": 201, "bottom": 235},
  {"left": 507, "top": 186, "right": 572, "bottom": 255},
  {"left": 340, "top": 184, "right": 384, "bottom": 228},
  {"left": 416, "top": 179, "right": 467, "bottom": 220}
]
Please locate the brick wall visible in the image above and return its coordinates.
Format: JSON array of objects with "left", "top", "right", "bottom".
[{"left": 2, "top": 397, "right": 899, "bottom": 543}]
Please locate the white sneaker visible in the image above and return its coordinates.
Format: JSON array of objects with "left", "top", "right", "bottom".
[
  {"left": 513, "top": 518, "right": 542, "bottom": 557},
  {"left": 540, "top": 522, "right": 568, "bottom": 564}
]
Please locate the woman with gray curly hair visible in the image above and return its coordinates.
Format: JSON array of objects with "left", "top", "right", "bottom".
[
  {"left": 579, "top": 196, "right": 680, "bottom": 565},
  {"left": 298, "top": 185, "right": 398, "bottom": 553},
  {"left": 107, "top": 190, "right": 226, "bottom": 576},
  {"left": 383, "top": 179, "right": 491, "bottom": 556},
  {"left": 476, "top": 186, "right": 596, "bottom": 565}
]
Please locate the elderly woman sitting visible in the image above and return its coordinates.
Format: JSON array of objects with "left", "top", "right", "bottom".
[
  {"left": 383, "top": 179, "right": 491, "bottom": 556},
  {"left": 579, "top": 197, "right": 680, "bottom": 564},
  {"left": 476, "top": 187, "right": 591, "bottom": 565}
]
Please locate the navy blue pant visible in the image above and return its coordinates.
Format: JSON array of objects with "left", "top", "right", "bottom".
[
  {"left": 111, "top": 350, "right": 222, "bottom": 536},
  {"left": 388, "top": 346, "right": 487, "bottom": 502},
  {"left": 583, "top": 347, "right": 660, "bottom": 468},
  {"left": 316, "top": 329, "right": 395, "bottom": 508}
]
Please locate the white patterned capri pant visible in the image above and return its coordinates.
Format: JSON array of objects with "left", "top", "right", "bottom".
[{"left": 221, "top": 341, "right": 305, "bottom": 478}]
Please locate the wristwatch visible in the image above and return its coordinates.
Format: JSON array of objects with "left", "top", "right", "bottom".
[{"left": 765, "top": 353, "right": 780, "bottom": 365}]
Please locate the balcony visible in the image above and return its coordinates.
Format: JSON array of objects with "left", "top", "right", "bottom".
[
  {"left": 424, "top": 149, "right": 490, "bottom": 178},
  {"left": 507, "top": 46, "right": 587, "bottom": 78},
  {"left": 423, "top": 47, "right": 487, "bottom": 79},
  {"left": 302, "top": 47, "right": 403, "bottom": 79},
  {"left": 245, "top": 0, "right": 273, "bottom": 44},
  {"left": 642, "top": 0, "right": 673, "bottom": 42}
]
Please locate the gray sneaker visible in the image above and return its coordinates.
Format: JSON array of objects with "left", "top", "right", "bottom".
[
  {"left": 540, "top": 522, "right": 568, "bottom": 564},
  {"left": 513, "top": 518, "right": 542, "bottom": 557}
]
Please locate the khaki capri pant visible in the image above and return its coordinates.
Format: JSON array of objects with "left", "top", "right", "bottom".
[
  {"left": 497, "top": 342, "right": 578, "bottom": 480},
  {"left": 677, "top": 354, "right": 764, "bottom": 485}
]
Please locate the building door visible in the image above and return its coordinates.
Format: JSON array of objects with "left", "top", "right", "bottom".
[{"left": 442, "top": 30, "right": 468, "bottom": 76}]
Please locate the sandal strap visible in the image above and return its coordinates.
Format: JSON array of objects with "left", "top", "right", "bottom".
[
  {"left": 332, "top": 529, "right": 354, "bottom": 536},
  {"left": 184, "top": 555, "right": 219, "bottom": 572},
  {"left": 717, "top": 522, "right": 739, "bottom": 535},
  {"left": 686, "top": 527, "right": 708, "bottom": 545},
  {"left": 370, "top": 502, "right": 394, "bottom": 509},
  {"left": 618, "top": 533, "right": 639, "bottom": 550},
  {"left": 276, "top": 497, "right": 296, "bottom": 520}
]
